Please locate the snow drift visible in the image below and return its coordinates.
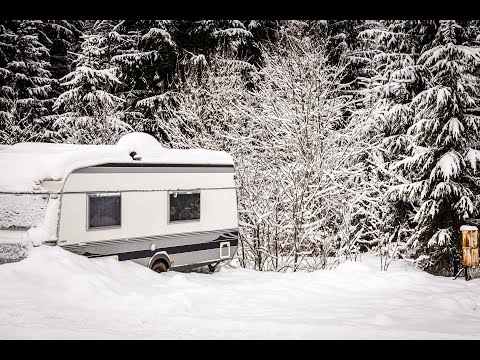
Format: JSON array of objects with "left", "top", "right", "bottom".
[{"left": 1, "top": 247, "right": 480, "bottom": 339}]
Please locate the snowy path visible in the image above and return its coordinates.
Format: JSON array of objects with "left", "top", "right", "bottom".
[{"left": 1, "top": 246, "right": 480, "bottom": 339}]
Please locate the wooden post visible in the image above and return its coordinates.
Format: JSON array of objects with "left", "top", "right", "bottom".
[{"left": 460, "top": 225, "right": 479, "bottom": 281}]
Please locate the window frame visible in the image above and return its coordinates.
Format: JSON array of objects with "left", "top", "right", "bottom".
[
  {"left": 86, "top": 192, "right": 122, "bottom": 231},
  {"left": 167, "top": 190, "right": 201, "bottom": 224}
]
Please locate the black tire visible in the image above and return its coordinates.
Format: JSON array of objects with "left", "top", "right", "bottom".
[{"left": 152, "top": 260, "right": 168, "bottom": 273}]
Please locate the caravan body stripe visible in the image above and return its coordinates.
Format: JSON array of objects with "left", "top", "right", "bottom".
[
  {"left": 74, "top": 165, "right": 235, "bottom": 174},
  {"left": 60, "top": 228, "right": 239, "bottom": 264}
]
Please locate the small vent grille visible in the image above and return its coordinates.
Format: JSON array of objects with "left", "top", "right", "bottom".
[{"left": 220, "top": 242, "right": 230, "bottom": 259}]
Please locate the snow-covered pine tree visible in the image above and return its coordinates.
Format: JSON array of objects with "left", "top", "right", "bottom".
[
  {"left": 185, "top": 20, "right": 254, "bottom": 58},
  {"left": 354, "top": 21, "right": 438, "bottom": 267},
  {"left": 243, "top": 20, "right": 281, "bottom": 65},
  {"left": 0, "top": 20, "right": 55, "bottom": 144},
  {"left": 359, "top": 20, "right": 439, "bottom": 159},
  {"left": 39, "top": 21, "right": 85, "bottom": 87},
  {"left": 172, "top": 20, "right": 271, "bottom": 89},
  {"left": 106, "top": 20, "right": 177, "bottom": 134},
  {"left": 109, "top": 20, "right": 264, "bottom": 137},
  {"left": 326, "top": 20, "right": 370, "bottom": 78},
  {"left": 52, "top": 30, "right": 130, "bottom": 144},
  {"left": 0, "top": 21, "right": 17, "bottom": 143},
  {"left": 392, "top": 20, "right": 480, "bottom": 274}
]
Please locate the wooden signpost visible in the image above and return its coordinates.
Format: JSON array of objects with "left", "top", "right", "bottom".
[{"left": 456, "top": 225, "right": 479, "bottom": 280}]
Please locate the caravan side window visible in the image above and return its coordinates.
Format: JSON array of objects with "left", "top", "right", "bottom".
[
  {"left": 87, "top": 193, "right": 121, "bottom": 229},
  {"left": 169, "top": 191, "right": 200, "bottom": 222}
]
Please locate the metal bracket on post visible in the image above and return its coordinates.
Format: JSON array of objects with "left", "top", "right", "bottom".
[
  {"left": 208, "top": 263, "right": 219, "bottom": 273},
  {"left": 453, "top": 267, "right": 465, "bottom": 280}
]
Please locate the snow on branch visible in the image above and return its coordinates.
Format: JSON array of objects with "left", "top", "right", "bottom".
[
  {"left": 466, "top": 148, "right": 480, "bottom": 172},
  {"left": 431, "top": 151, "right": 463, "bottom": 182}
]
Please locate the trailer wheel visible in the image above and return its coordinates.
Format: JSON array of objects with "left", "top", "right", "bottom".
[{"left": 151, "top": 260, "right": 168, "bottom": 273}]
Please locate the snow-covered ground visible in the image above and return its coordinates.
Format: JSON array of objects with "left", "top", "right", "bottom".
[{"left": 1, "top": 246, "right": 480, "bottom": 339}]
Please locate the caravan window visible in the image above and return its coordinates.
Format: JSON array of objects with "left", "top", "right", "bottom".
[
  {"left": 169, "top": 191, "right": 200, "bottom": 222},
  {"left": 87, "top": 193, "right": 121, "bottom": 229}
]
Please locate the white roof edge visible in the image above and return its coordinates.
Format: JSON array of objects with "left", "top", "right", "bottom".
[{"left": 460, "top": 225, "right": 478, "bottom": 231}]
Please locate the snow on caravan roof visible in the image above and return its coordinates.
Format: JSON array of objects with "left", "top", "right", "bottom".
[{"left": 0, "top": 132, "right": 233, "bottom": 193}]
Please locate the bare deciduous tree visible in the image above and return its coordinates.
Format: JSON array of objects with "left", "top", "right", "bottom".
[{"left": 153, "top": 25, "right": 391, "bottom": 271}]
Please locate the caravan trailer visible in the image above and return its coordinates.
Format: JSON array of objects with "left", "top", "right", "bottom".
[{"left": 0, "top": 133, "right": 239, "bottom": 273}]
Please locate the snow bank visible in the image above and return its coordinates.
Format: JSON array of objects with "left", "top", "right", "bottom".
[
  {"left": 0, "top": 236, "right": 32, "bottom": 265},
  {"left": 0, "top": 195, "right": 59, "bottom": 263},
  {"left": 24, "top": 196, "right": 60, "bottom": 246},
  {"left": 0, "top": 132, "right": 233, "bottom": 193},
  {"left": 0, "top": 193, "right": 50, "bottom": 262},
  {"left": 0, "top": 194, "right": 48, "bottom": 229},
  {"left": 1, "top": 249, "right": 480, "bottom": 339}
]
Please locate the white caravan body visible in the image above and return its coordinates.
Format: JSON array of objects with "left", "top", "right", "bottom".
[{"left": 0, "top": 133, "right": 239, "bottom": 271}]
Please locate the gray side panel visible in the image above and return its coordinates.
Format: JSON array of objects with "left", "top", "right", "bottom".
[
  {"left": 60, "top": 228, "right": 238, "bottom": 270},
  {"left": 171, "top": 246, "right": 238, "bottom": 268},
  {"left": 61, "top": 228, "right": 238, "bottom": 257},
  {"left": 74, "top": 166, "right": 234, "bottom": 174}
]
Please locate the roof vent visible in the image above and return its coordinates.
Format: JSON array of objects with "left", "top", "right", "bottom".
[{"left": 129, "top": 151, "right": 142, "bottom": 161}]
